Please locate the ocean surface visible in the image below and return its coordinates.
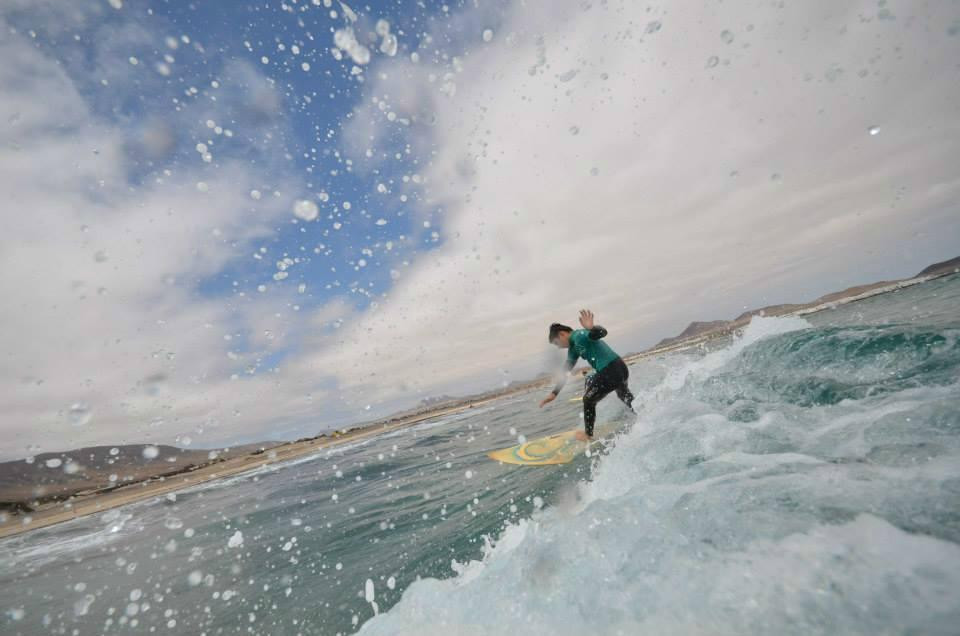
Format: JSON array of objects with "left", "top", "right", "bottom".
[{"left": 2, "top": 274, "right": 959, "bottom": 635}]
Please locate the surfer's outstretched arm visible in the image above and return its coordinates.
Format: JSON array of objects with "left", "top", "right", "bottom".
[
  {"left": 579, "top": 309, "right": 607, "bottom": 339},
  {"left": 540, "top": 359, "right": 574, "bottom": 407},
  {"left": 551, "top": 359, "right": 576, "bottom": 394}
]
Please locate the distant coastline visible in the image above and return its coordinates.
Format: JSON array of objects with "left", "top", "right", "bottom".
[
  {"left": 647, "top": 255, "right": 960, "bottom": 353},
  {"left": 1, "top": 257, "right": 956, "bottom": 539}
]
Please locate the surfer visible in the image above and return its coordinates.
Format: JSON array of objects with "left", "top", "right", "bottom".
[{"left": 539, "top": 309, "right": 635, "bottom": 441}]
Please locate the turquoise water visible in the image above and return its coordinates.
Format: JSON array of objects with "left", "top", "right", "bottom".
[{"left": 2, "top": 275, "right": 958, "bottom": 635}]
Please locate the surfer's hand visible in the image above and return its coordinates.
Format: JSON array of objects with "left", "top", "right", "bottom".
[
  {"left": 539, "top": 394, "right": 555, "bottom": 407},
  {"left": 575, "top": 430, "right": 592, "bottom": 442},
  {"left": 579, "top": 309, "right": 595, "bottom": 329}
]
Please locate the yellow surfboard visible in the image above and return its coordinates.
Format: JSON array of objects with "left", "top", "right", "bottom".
[{"left": 487, "top": 423, "right": 616, "bottom": 466}]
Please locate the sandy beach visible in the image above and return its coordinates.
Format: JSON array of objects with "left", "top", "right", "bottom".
[{"left": 0, "top": 391, "right": 531, "bottom": 540}]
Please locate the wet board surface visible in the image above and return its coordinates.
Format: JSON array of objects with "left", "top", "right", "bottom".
[{"left": 487, "top": 422, "right": 616, "bottom": 466}]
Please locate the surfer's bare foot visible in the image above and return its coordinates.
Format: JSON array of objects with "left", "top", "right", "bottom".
[{"left": 575, "top": 431, "right": 592, "bottom": 442}]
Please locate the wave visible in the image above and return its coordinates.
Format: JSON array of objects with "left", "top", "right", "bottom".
[
  {"left": 0, "top": 509, "right": 141, "bottom": 571},
  {"left": 360, "top": 316, "right": 960, "bottom": 635}
]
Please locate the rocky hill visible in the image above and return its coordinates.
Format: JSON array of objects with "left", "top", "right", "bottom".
[
  {"left": 654, "top": 257, "right": 958, "bottom": 349},
  {"left": 0, "top": 442, "right": 274, "bottom": 511}
]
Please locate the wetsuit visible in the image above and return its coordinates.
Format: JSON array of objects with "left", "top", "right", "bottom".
[{"left": 551, "top": 327, "right": 635, "bottom": 436}]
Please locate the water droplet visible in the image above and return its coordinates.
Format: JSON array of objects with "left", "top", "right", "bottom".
[
  {"left": 293, "top": 199, "right": 319, "bottom": 221},
  {"left": 868, "top": 125, "right": 880, "bottom": 136},
  {"left": 482, "top": 29, "right": 494, "bottom": 42},
  {"left": 380, "top": 33, "right": 398, "bottom": 56},
  {"left": 590, "top": 167, "right": 599, "bottom": 176},
  {"left": 142, "top": 445, "right": 159, "bottom": 459},
  {"left": 569, "top": 125, "right": 580, "bottom": 135},
  {"left": 250, "top": 189, "right": 262, "bottom": 200},
  {"left": 770, "top": 172, "right": 782, "bottom": 183},
  {"left": 720, "top": 30, "right": 734, "bottom": 44},
  {"left": 334, "top": 27, "right": 371, "bottom": 64},
  {"left": 227, "top": 530, "right": 244, "bottom": 548},
  {"left": 67, "top": 403, "right": 92, "bottom": 426},
  {"left": 706, "top": 56, "right": 720, "bottom": 69},
  {"left": 645, "top": 21, "right": 662, "bottom": 34}
]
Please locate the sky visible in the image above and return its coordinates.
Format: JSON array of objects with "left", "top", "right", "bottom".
[{"left": 1, "top": 0, "right": 958, "bottom": 460}]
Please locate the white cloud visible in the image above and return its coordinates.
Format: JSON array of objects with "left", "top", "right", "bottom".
[
  {"left": 2, "top": 0, "right": 958, "bottom": 458},
  {"left": 326, "top": 0, "right": 960, "bottom": 397},
  {"left": 0, "top": 13, "right": 332, "bottom": 458}
]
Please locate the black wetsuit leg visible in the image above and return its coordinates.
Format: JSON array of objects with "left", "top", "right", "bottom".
[{"left": 582, "top": 358, "right": 632, "bottom": 436}]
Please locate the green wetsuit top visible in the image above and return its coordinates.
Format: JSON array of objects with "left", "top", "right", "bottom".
[{"left": 551, "top": 326, "right": 620, "bottom": 394}]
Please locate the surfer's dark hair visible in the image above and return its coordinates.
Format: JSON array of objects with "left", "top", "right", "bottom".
[{"left": 548, "top": 323, "right": 573, "bottom": 342}]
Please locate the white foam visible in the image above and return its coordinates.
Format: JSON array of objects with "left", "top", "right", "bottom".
[
  {"left": 360, "top": 316, "right": 960, "bottom": 635},
  {"left": 0, "top": 510, "right": 141, "bottom": 571}
]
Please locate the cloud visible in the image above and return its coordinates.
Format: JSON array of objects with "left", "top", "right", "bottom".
[
  {"left": 2, "top": 0, "right": 958, "bottom": 459},
  {"left": 324, "top": 0, "right": 960, "bottom": 398},
  {"left": 0, "top": 10, "right": 330, "bottom": 458}
]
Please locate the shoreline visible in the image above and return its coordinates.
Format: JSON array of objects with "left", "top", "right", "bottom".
[
  {"left": 0, "top": 391, "right": 531, "bottom": 540},
  {"left": 1, "top": 268, "right": 955, "bottom": 540}
]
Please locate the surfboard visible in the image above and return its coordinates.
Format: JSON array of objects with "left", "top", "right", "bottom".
[
  {"left": 487, "top": 422, "right": 616, "bottom": 466},
  {"left": 569, "top": 396, "right": 583, "bottom": 402}
]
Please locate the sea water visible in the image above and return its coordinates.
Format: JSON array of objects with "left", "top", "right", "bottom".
[{"left": 1, "top": 274, "right": 958, "bottom": 635}]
